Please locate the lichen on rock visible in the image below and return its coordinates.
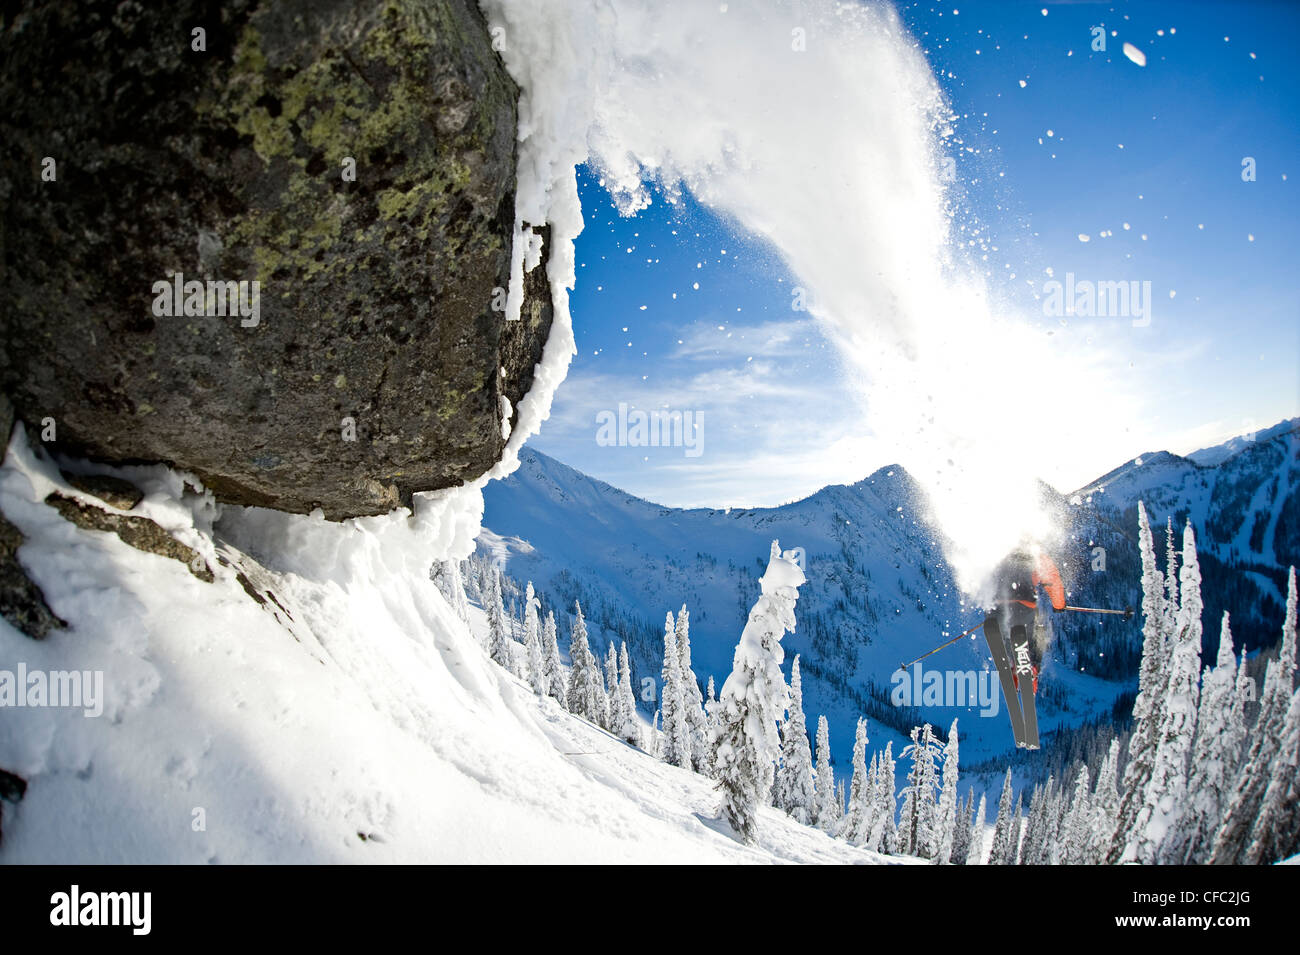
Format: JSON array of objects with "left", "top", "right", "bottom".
[{"left": 0, "top": 0, "right": 553, "bottom": 518}]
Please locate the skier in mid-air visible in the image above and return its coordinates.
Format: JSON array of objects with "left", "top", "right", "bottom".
[{"left": 982, "top": 546, "right": 1066, "bottom": 750}]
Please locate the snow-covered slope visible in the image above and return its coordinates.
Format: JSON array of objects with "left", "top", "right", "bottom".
[{"left": 0, "top": 428, "right": 897, "bottom": 864}]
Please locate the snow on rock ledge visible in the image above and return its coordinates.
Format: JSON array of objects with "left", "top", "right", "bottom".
[{"left": 0, "top": 429, "right": 899, "bottom": 863}]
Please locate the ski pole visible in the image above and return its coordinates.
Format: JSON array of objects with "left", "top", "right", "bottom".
[
  {"left": 901, "top": 621, "right": 985, "bottom": 671},
  {"left": 1062, "top": 605, "right": 1134, "bottom": 617}
]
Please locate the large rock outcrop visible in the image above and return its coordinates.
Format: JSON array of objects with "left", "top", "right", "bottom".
[{"left": 0, "top": 0, "right": 552, "bottom": 518}]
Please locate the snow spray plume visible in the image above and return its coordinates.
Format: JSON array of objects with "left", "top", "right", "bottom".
[{"left": 481, "top": 0, "right": 1136, "bottom": 591}]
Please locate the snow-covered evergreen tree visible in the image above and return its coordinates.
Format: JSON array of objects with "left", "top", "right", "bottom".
[
  {"left": 1180, "top": 613, "right": 1244, "bottom": 863},
  {"left": 1040, "top": 776, "right": 1065, "bottom": 866},
  {"left": 1020, "top": 781, "right": 1046, "bottom": 867},
  {"left": 486, "top": 567, "right": 513, "bottom": 671},
  {"left": 542, "top": 609, "right": 567, "bottom": 708},
  {"left": 660, "top": 611, "right": 691, "bottom": 769},
  {"left": 840, "top": 717, "right": 872, "bottom": 845},
  {"left": 712, "top": 541, "right": 805, "bottom": 844},
  {"left": 1108, "top": 501, "right": 1173, "bottom": 863},
  {"left": 966, "top": 792, "right": 987, "bottom": 865},
  {"left": 430, "top": 559, "right": 471, "bottom": 624},
  {"left": 1212, "top": 567, "right": 1298, "bottom": 863},
  {"left": 774, "top": 655, "right": 816, "bottom": 825},
  {"left": 567, "top": 601, "right": 605, "bottom": 724},
  {"left": 1090, "top": 739, "right": 1121, "bottom": 863},
  {"left": 675, "top": 606, "right": 711, "bottom": 774},
  {"left": 900, "top": 723, "right": 942, "bottom": 859},
  {"left": 523, "top": 581, "right": 540, "bottom": 649},
  {"left": 704, "top": 675, "right": 720, "bottom": 775},
  {"left": 1010, "top": 793, "right": 1025, "bottom": 865},
  {"left": 1061, "top": 765, "right": 1093, "bottom": 864},
  {"left": 951, "top": 789, "right": 974, "bottom": 866},
  {"left": 616, "top": 642, "right": 640, "bottom": 746},
  {"left": 524, "top": 583, "right": 545, "bottom": 696},
  {"left": 1232, "top": 645, "right": 1254, "bottom": 732},
  {"left": 594, "top": 650, "right": 611, "bottom": 729},
  {"left": 1131, "top": 522, "right": 1203, "bottom": 865},
  {"left": 812, "top": 714, "right": 839, "bottom": 832},
  {"left": 605, "top": 642, "right": 623, "bottom": 731},
  {"left": 1163, "top": 517, "right": 1180, "bottom": 641},
  {"left": 989, "top": 769, "right": 1017, "bottom": 865},
  {"left": 1243, "top": 685, "right": 1300, "bottom": 864},
  {"left": 935, "top": 718, "right": 960, "bottom": 864},
  {"left": 874, "top": 741, "right": 899, "bottom": 854}
]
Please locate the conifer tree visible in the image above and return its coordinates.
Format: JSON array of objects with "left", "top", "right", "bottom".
[
  {"left": 567, "top": 601, "right": 605, "bottom": 723},
  {"left": 1020, "top": 782, "right": 1047, "bottom": 867},
  {"left": 542, "top": 609, "right": 567, "bottom": 708},
  {"left": 1243, "top": 686, "right": 1300, "bottom": 864},
  {"left": 1181, "top": 613, "right": 1243, "bottom": 863},
  {"left": 1090, "top": 739, "right": 1121, "bottom": 863},
  {"left": 966, "top": 793, "right": 987, "bottom": 865},
  {"left": 1133, "top": 522, "right": 1202, "bottom": 865},
  {"left": 989, "top": 769, "right": 1016, "bottom": 865},
  {"left": 812, "top": 714, "right": 839, "bottom": 832},
  {"left": 875, "top": 741, "right": 899, "bottom": 854},
  {"left": 430, "top": 559, "right": 471, "bottom": 624},
  {"left": 1062, "top": 765, "right": 1093, "bottom": 864},
  {"left": 523, "top": 581, "right": 540, "bottom": 650},
  {"left": 935, "top": 718, "right": 960, "bottom": 864},
  {"left": 661, "top": 611, "right": 691, "bottom": 768},
  {"left": 486, "top": 568, "right": 513, "bottom": 671},
  {"left": 524, "top": 583, "right": 545, "bottom": 696},
  {"left": 775, "top": 655, "right": 816, "bottom": 825},
  {"left": 605, "top": 642, "right": 623, "bottom": 731},
  {"left": 1108, "top": 502, "right": 1173, "bottom": 863},
  {"left": 900, "top": 723, "right": 942, "bottom": 858},
  {"left": 840, "top": 718, "right": 872, "bottom": 844},
  {"left": 1212, "top": 567, "right": 1298, "bottom": 863},
  {"left": 1233, "top": 646, "right": 1254, "bottom": 733},
  {"left": 951, "top": 789, "right": 974, "bottom": 865},
  {"left": 675, "top": 606, "right": 711, "bottom": 773},
  {"left": 1048, "top": 784, "right": 1069, "bottom": 865},
  {"left": 616, "top": 642, "right": 640, "bottom": 746},
  {"left": 713, "top": 542, "right": 805, "bottom": 844},
  {"left": 704, "top": 675, "right": 720, "bottom": 774},
  {"left": 1164, "top": 518, "right": 1180, "bottom": 641}
]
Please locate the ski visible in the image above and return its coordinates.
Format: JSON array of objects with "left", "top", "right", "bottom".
[
  {"left": 1012, "top": 636, "right": 1040, "bottom": 749},
  {"left": 983, "top": 618, "right": 1026, "bottom": 747}
]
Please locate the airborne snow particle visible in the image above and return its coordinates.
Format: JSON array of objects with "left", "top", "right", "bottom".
[
  {"left": 1078, "top": 234, "right": 1090, "bottom": 242},
  {"left": 1122, "top": 42, "right": 1147, "bottom": 67},
  {"left": 1019, "top": 79, "right": 1027, "bottom": 88}
]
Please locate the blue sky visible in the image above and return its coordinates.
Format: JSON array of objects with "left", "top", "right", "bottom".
[{"left": 529, "top": 0, "right": 1299, "bottom": 509}]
